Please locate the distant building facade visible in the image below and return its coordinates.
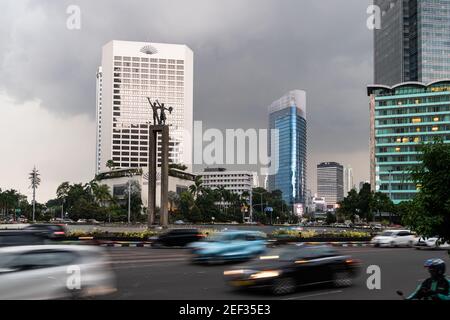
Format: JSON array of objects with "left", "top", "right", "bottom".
[
  {"left": 374, "top": 0, "right": 450, "bottom": 85},
  {"left": 368, "top": 80, "right": 450, "bottom": 203},
  {"left": 317, "top": 162, "right": 344, "bottom": 208},
  {"left": 268, "top": 90, "right": 307, "bottom": 208}
]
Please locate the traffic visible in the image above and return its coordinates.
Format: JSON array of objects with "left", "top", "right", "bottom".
[{"left": 0, "top": 224, "right": 449, "bottom": 300}]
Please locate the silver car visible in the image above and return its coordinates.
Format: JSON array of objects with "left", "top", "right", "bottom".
[{"left": 0, "top": 245, "right": 116, "bottom": 300}]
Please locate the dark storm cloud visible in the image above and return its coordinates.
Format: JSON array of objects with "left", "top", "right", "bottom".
[{"left": 0, "top": 0, "right": 373, "bottom": 190}]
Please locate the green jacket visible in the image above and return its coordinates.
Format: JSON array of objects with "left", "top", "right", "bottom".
[{"left": 407, "top": 277, "right": 450, "bottom": 300}]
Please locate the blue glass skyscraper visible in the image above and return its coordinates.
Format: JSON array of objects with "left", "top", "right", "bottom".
[{"left": 268, "top": 90, "right": 307, "bottom": 208}]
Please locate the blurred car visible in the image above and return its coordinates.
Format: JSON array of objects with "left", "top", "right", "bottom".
[
  {"left": 24, "top": 224, "right": 67, "bottom": 240},
  {"left": 371, "top": 230, "right": 418, "bottom": 247},
  {"left": 0, "top": 230, "right": 48, "bottom": 247},
  {"left": 174, "top": 220, "right": 186, "bottom": 225},
  {"left": 223, "top": 244, "right": 361, "bottom": 295},
  {"left": 87, "top": 219, "right": 101, "bottom": 225},
  {"left": 77, "top": 219, "right": 87, "bottom": 224},
  {"left": 415, "top": 237, "right": 450, "bottom": 249},
  {"left": 370, "top": 224, "right": 383, "bottom": 231},
  {"left": 189, "top": 230, "right": 267, "bottom": 264},
  {"left": 0, "top": 245, "right": 116, "bottom": 300},
  {"left": 151, "top": 229, "right": 205, "bottom": 248}
]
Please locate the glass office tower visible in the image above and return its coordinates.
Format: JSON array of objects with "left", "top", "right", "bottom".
[
  {"left": 374, "top": 0, "right": 450, "bottom": 85},
  {"left": 368, "top": 81, "right": 450, "bottom": 203},
  {"left": 268, "top": 91, "right": 307, "bottom": 208}
]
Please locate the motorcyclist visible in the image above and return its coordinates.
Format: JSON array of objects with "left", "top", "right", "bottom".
[{"left": 407, "top": 259, "right": 450, "bottom": 300}]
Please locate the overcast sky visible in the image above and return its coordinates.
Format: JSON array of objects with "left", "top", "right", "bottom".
[{"left": 0, "top": 0, "right": 373, "bottom": 202}]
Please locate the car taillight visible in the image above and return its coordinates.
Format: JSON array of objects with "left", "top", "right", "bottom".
[
  {"left": 54, "top": 231, "right": 65, "bottom": 235},
  {"left": 346, "top": 259, "right": 361, "bottom": 265}
]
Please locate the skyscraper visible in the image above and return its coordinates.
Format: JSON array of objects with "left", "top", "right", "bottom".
[
  {"left": 343, "top": 166, "right": 354, "bottom": 195},
  {"left": 317, "top": 162, "right": 344, "bottom": 208},
  {"left": 96, "top": 40, "right": 193, "bottom": 174},
  {"left": 268, "top": 90, "right": 307, "bottom": 207},
  {"left": 368, "top": 81, "right": 450, "bottom": 203},
  {"left": 374, "top": 0, "right": 450, "bottom": 85}
]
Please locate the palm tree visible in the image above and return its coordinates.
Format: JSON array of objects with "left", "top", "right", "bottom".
[
  {"left": 94, "top": 184, "right": 111, "bottom": 207},
  {"left": 106, "top": 160, "right": 116, "bottom": 171},
  {"left": 29, "top": 167, "right": 41, "bottom": 222},
  {"left": 56, "top": 182, "right": 70, "bottom": 220},
  {"left": 189, "top": 176, "right": 204, "bottom": 198}
]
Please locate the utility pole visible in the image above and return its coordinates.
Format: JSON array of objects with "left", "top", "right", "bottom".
[
  {"left": 128, "top": 173, "right": 132, "bottom": 224},
  {"left": 388, "top": 170, "right": 393, "bottom": 225}
]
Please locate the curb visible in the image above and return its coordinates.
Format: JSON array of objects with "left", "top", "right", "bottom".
[
  {"left": 100, "top": 242, "right": 153, "bottom": 248},
  {"left": 301, "top": 242, "right": 371, "bottom": 247},
  {"left": 60, "top": 240, "right": 153, "bottom": 247},
  {"left": 59, "top": 240, "right": 371, "bottom": 248}
]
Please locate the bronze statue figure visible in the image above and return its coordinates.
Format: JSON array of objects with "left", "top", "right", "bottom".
[
  {"left": 156, "top": 100, "right": 173, "bottom": 125},
  {"left": 147, "top": 97, "right": 173, "bottom": 125}
]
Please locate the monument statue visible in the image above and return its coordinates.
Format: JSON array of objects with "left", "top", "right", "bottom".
[{"left": 147, "top": 97, "right": 173, "bottom": 126}]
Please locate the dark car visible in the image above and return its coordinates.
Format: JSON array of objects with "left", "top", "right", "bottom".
[
  {"left": 223, "top": 244, "right": 361, "bottom": 295},
  {"left": 151, "top": 229, "right": 205, "bottom": 248},
  {"left": 23, "top": 224, "right": 67, "bottom": 240},
  {"left": 0, "top": 230, "right": 48, "bottom": 247}
]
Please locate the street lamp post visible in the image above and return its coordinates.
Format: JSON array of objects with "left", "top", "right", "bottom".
[
  {"left": 388, "top": 170, "right": 393, "bottom": 225},
  {"left": 128, "top": 172, "right": 132, "bottom": 224}
]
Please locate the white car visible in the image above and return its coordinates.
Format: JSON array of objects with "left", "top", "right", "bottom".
[
  {"left": 371, "top": 230, "right": 418, "bottom": 248},
  {"left": 0, "top": 245, "right": 117, "bottom": 300},
  {"left": 416, "top": 237, "right": 450, "bottom": 249}
]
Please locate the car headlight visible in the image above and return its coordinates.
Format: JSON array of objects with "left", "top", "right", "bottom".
[
  {"left": 224, "top": 269, "right": 253, "bottom": 276},
  {"left": 249, "top": 270, "right": 281, "bottom": 279}
]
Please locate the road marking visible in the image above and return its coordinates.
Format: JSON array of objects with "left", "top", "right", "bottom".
[
  {"left": 283, "top": 290, "right": 343, "bottom": 300},
  {"left": 112, "top": 257, "right": 188, "bottom": 265}
]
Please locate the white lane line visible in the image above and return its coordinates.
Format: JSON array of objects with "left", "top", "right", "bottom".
[
  {"left": 111, "top": 260, "right": 188, "bottom": 270},
  {"left": 283, "top": 290, "right": 343, "bottom": 300},
  {"left": 112, "top": 258, "right": 188, "bottom": 265}
]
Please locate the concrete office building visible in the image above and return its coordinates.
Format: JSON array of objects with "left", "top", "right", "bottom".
[
  {"left": 374, "top": 0, "right": 450, "bottom": 85},
  {"left": 317, "top": 162, "right": 344, "bottom": 208},
  {"left": 96, "top": 40, "right": 193, "bottom": 174},
  {"left": 198, "top": 168, "right": 258, "bottom": 196}
]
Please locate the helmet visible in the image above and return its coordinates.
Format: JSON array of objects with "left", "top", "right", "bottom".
[{"left": 424, "top": 259, "right": 446, "bottom": 276}]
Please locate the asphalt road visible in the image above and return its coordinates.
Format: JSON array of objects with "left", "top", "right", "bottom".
[{"left": 100, "top": 246, "right": 450, "bottom": 300}]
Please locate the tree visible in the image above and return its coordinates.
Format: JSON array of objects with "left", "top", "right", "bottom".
[
  {"left": 106, "top": 160, "right": 116, "bottom": 171},
  {"left": 168, "top": 191, "right": 180, "bottom": 213},
  {"left": 189, "top": 176, "right": 204, "bottom": 198},
  {"left": 91, "top": 183, "right": 111, "bottom": 207},
  {"left": 29, "top": 166, "right": 41, "bottom": 222},
  {"left": 337, "top": 189, "right": 359, "bottom": 222},
  {"left": 326, "top": 212, "right": 337, "bottom": 225},
  {"left": 358, "top": 183, "right": 374, "bottom": 221},
  {"left": 56, "top": 182, "right": 70, "bottom": 219},
  {"left": 402, "top": 140, "right": 450, "bottom": 241},
  {"left": 373, "top": 192, "right": 394, "bottom": 221},
  {"left": 123, "top": 180, "right": 143, "bottom": 223}
]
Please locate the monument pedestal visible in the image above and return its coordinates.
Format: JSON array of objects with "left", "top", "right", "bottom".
[{"left": 148, "top": 125, "right": 169, "bottom": 227}]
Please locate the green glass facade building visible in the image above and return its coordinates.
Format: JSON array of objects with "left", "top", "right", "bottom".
[{"left": 368, "top": 80, "right": 450, "bottom": 203}]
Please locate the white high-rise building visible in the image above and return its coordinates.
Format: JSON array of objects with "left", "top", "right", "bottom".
[
  {"left": 96, "top": 40, "right": 194, "bottom": 174},
  {"left": 343, "top": 166, "right": 354, "bottom": 196},
  {"left": 198, "top": 168, "right": 257, "bottom": 196}
]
